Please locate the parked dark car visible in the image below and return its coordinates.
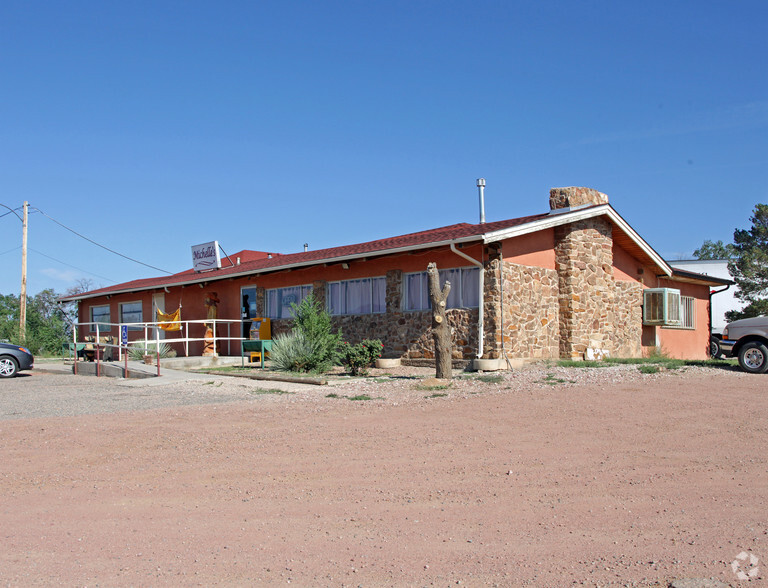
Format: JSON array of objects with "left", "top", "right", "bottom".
[{"left": 0, "top": 342, "right": 34, "bottom": 378}]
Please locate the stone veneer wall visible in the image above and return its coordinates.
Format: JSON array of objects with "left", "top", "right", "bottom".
[
  {"left": 266, "top": 271, "right": 478, "bottom": 360},
  {"left": 613, "top": 280, "right": 643, "bottom": 357},
  {"left": 257, "top": 183, "right": 648, "bottom": 362},
  {"left": 554, "top": 217, "right": 616, "bottom": 359},
  {"left": 500, "top": 261, "right": 560, "bottom": 359}
]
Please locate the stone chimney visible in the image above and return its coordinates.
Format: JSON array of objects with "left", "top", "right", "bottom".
[{"left": 549, "top": 187, "right": 609, "bottom": 211}]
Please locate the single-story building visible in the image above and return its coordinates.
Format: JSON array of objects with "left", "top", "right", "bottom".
[{"left": 62, "top": 187, "right": 731, "bottom": 363}]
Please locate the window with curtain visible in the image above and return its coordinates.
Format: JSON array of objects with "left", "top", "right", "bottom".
[
  {"left": 404, "top": 267, "right": 480, "bottom": 310},
  {"left": 265, "top": 285, "right": 313, "bottom": 319},
  {"left": 328, "top": 277, "right": 386, "bottom": 315}
]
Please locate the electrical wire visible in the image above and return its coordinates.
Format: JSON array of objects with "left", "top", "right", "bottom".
[
  {"left": 0, "top": 246, "right": 21, "bottom": 257},
  {"left": 0, "top": 204, "right": 23, "bottom": 222},
  {"left": 30, "top": 206, "right": 173, "bottom": 274},
  {"left": 29, "top": 248, "right": 117, "bottom": 284}
]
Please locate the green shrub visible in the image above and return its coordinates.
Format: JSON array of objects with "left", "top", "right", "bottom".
[
  {"left": 341, "top": 339, "right": 383, "bottom": 376},
  {"left": 278, "top": 293, "right": 342, "bottom": 373},
  {"left": 270, "top": 331, "right": 322, "bottom": 372},
  {"left": 128, "top": 340, "right": 176, "bottom": 360}
]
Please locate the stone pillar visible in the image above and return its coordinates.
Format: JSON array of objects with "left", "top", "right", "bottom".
[
  {"left": 483, "top": 251, "right": 502, "bottom": 359},
  {"left": 385, "top": 270, "right": 402, "bottom": 313},
  {"left": 552, "top": 187, "right": 616, "bottom": 359},
  {"left": 550, "top": 186, "right": 609, "bottom": 210},
  {"left": 312, "top": 280, "right": 327, "bottom": 309},
  {"left": 256, "top": 287, "right": 266, "bottom": 317}
]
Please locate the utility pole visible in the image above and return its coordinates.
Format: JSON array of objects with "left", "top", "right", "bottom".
[{"left": 19, "top": 201, "right": 28, "bottom": 344}]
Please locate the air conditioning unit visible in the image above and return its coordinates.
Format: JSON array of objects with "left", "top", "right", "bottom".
[{"left": 643, "top": 288, "right": 681, "bottom": 326}]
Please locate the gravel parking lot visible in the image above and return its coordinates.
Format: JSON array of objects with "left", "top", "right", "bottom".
[
  {"left": 0, "top": 370, "right": 260, "bottom": 420},
  {"left": 1, "top": 363, "right": 766, "bottom": 586}
]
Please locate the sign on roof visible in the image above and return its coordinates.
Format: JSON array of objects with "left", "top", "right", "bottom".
[{"left": 191, "top": 241, "right": 222, "bottom": 272}]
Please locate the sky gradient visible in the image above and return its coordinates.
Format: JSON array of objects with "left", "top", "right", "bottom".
[{"left": 1, "top": 0, "right": 766, "bottom": 296}]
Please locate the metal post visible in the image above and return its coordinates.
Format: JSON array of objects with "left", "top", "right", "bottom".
[
  {"left": 73, "top": 324, "right": 78, "bottom": 375},
  {"left": 95, "top": 324, "right": 101, "bottom": 377},
  {"left": 477, "top": 178, "right": 486, "bottom": 224},
  {"left": 124, "top": 346, "right": 128, "bottom": 379}
]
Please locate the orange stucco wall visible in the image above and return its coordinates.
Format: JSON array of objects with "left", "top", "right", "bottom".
[
  {"left": 613, "top": 243, "right": 645, "bottom": 282},
  {"left": 78, "top": 243, "right": 489, "bottom": 357},
  {"left": 640, "top": 278, "right": 711, "bottom": 360},
  {"left": 501, "top": 229, "right": 556, "bottom": 269},
  {"left": 78, "top": 235, "right": 714, "bottom": 361}
]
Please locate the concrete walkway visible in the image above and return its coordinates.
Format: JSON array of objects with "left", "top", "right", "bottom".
[{"left": 32, "top": 358, "right": 325, "bottom": 393}]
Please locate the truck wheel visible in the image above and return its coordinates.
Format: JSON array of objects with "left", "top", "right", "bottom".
[
  {"left": 709, "top": 336, "right": 722, "bottom": 359},
  {"left": 738, "top": 342, "right": 768, "bottom": 374}
]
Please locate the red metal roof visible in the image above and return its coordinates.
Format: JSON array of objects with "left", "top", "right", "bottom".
[{"left": 65, "top": 213, "right": 552, "bottom": 300}]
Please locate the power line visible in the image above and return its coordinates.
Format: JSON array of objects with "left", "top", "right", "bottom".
[
  {"left": 29, "top": 248, "right": 117, "bottom": 284},
  {"left": 31, "top": 206, "right": 173, "bottom": 275},
  {"left": 0, "top": 204, "right": 23, "bottom": 222},
  {"left": 0, "top": 246, "right": 21, "bottom": 257}
]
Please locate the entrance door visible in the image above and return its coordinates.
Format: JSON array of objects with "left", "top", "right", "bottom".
[
  {"left": 152, "top": 293, "right": 166, "bottom": 340},
  {"left": 241, "top": 287, "right": 258, "bottom": 338}
]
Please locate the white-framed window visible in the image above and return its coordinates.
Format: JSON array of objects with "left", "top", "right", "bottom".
[
  {"left": 120, "top": 301, "right": 143, "bottom": 330},
  {"left": 404, "top": 267, "right": 480, "bottom": 311},
  {"left": 327, "top": 277, "right": 386, "bottom": 315},
  {"left": 90, "top": 305, "right": 111, "bottom": 332},
  {"left": 265, "top": 285, "right": 313, "bottom": 319},
  {"left": 680, "top": 296, "right": 695, "bottom": 329},
  {"left": 643, "top": 288, "right": 681, "bottom": 326}
]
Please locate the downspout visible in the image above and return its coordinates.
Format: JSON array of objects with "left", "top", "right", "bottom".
[
  {"left": 450, "top": 243, "right": 484, "bottom": 359},
  {"left": 709, "top": 283, "right": 731, "bottom": 337}
]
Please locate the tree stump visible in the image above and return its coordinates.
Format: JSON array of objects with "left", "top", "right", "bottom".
[{"left": 427, "top": 262, "right": 452, "bottom": 380}]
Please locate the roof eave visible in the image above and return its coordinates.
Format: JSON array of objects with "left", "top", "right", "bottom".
[
  {"left": 60, "top": 234, "right": 485, "bottom": 302},
  {"left": 666, "top": 270, "right": 734, "bottom": 287},
  {"left": 482, "top": 204, "right": 673, "bottom": 276}
]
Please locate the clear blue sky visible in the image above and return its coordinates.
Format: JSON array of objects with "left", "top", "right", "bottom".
[{"left": 1, "top": 0, "right": 766, "bottom": 296}]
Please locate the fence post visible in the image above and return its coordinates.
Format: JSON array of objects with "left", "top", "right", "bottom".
[
  {"left": 72, "top": 324, "right": 78, "bottom": 375},
  {"left": 95, "top": 324, "right": 101, "bottom": 377}
]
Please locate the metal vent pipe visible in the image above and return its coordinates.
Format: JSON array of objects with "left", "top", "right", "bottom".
[{"left": 477, "top": 178, "right": 486, "bottom": 224}]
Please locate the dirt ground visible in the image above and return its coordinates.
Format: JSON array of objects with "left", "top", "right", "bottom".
[{"left": 1, "top": 365, "right": 767, "bottom": 586}]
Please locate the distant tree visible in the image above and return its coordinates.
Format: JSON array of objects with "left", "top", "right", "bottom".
[
  {"left": 25, "top": 289, "right": 69, "bottom": 354},
  {"left": 61, "top": 278, "right": 94, "bottom": 325},
  {"left": 693, "top": 239, "right": 737, "bottom": 260},
  {"left": 0, "top": 288, "right": 76, "bottom": 354},
  {"left": 726, "top": 204, "right": 768, "bottom": 321},
  {"left": 0, "top": 294, "right": 19, "bottom": 342}
]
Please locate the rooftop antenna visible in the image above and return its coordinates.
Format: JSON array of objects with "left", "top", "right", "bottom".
[{"left": 477, "top": 178, "right": 486, "bottom": 224}]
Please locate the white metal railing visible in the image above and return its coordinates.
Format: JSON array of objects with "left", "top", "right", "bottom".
[{"left": 72, "top": 318, "right": 247, "bottom": 363}]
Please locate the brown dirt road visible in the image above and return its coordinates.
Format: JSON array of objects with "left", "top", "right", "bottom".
[{"left": 1, "top": 366, "right": 766, "bottom": 586}]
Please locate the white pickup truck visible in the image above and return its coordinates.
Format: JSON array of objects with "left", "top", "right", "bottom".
[{"left": 720, "top": 316, "right": 768, "bottom": 373}]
